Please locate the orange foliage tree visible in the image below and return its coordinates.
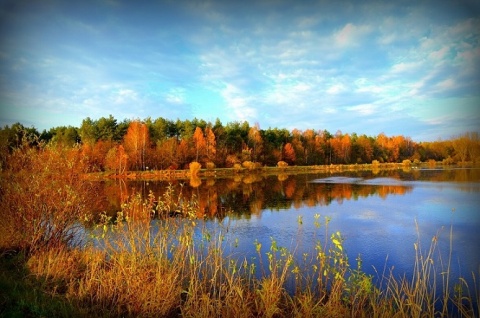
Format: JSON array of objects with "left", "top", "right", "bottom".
[
  {"left": 123, "top": 120, "right": 150, "bottom": 171},
  {"left": 193, "top": 126, "right": 206, "bottom": 162},
  {"left": 205, "top": 126, "right": 216, "bottom": 163},
  {"left": 283, "top": 142, "right": 296, "bottom": 165},
  {"left": 155, "top": 138, "right": 178, "bottom": 170},
  {"left": 248, "top": 123, "right": 263, "bottom": 162},
  {"left": 105, "top": 144, "right": 128, "bottom": 174},
  {"left": 331, "top": 131, "right": 351, "bottom": 164}
]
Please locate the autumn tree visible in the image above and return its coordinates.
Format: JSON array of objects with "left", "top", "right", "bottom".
[
  {"left": 248, "top": 123, "right": 263, "bottom": 162},
  {"left": 453, "top": 134, "right": 469, "bottom": 162},
  {"left": 205, "top": 126, "right": 216, "bottom": 163},
  {"left": 105, "top": 144, "right": 128, "bottom": 174},
  {"left": 177, "top": 139, "right": 190, "bottom": 169},
  {"left": 155, "top": 138, "right": 178, "bottom": 169},
  {"left": 92, "top": 139, "right": 115, "bottom": 171},
  {"left": 375, "top": 133, "right": 389, "bottom": 162},
  {"left": 283, "top": 142, "right": 296, "bottom": 165},
  {"left": 123, "top": 120, "right": 150, "bottom": 171},
  {"left": 330, "top": 131, "right": 351, "bottom": 164},
  {"left": 467, "top": 132, "right": 480, "bottom": 163},
  {"left": 193, "top": 126, "right": 206, "bottom": 162}
]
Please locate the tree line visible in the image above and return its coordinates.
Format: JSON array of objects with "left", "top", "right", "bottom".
[{"left": 1, "top": 115, "right": 479, "bottom": 172}]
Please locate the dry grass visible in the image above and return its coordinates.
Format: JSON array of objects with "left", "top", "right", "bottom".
[{"left": 8, "top": 190, "right": 480, "bottom": 317}]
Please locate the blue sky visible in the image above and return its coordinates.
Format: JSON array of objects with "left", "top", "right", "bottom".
[{"left": 0, "top": 0, "right": 479, "bottom": 141}]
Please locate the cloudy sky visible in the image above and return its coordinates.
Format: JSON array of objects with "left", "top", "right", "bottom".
[{"left": 0, "top": 0, "right": 479, "bottom": 141}]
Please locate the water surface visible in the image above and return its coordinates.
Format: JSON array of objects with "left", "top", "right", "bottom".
[{"left": 93, "top": 168, "right": 480, "bottom": 287}]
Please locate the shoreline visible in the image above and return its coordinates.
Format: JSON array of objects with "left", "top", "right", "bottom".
[{"left": 82, "top": 161, "right": 478, "bottom": 181}]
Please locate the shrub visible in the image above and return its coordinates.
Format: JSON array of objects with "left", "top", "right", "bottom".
[
  {"left": 371, "top": 160, "right": 380, "bottom": 166},
  {"left": 442, "top": 157, "right": 454, "bottom": 165},
  {"left": 242, "top": 161, "right": 255, "bottom": 170},
  {"left": 225, "top": 154, "right": 240, "bottom": 168},
  {"left": 189, "top": 161, "right": 201, "bottom": 176},
  {"left": 277, "top": 161, "right": 288, "bottom": 168},
  {"left": 205, "top": 161, "right": 215, "bottom": 170},
  {"left": 0, "top": 144, "right": 92, "bottom": 253},
  {"left": 402, "top": 159, "right": 412, "bottom": 166}
]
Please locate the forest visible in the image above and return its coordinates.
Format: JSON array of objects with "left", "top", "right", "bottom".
[{"left": 1, "top": 115, "right": 479, "bottom": 173}]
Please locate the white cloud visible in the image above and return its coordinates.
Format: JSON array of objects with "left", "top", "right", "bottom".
[
  {"left": 378, "top": 33, "right": 396, "bottom": 46},
  {"left": 423, "top": 115, "right": 449, "bottom": 126},
  {"left": 164, "top": 88, "right": 186, "bottom": 105},
  {"left": 347, "top": 104, "right": 377, "bottom": 116},
  {"left": 264, "top": 81, "right": 313, "bottom": 107},
  {"left": 114, "top": 88, "right": 138, "bottom": 105},
  {"left": 435, "top": 78, "right": 456, "bottom": 91},
  {"left": 220, "top": 83, "right": 257, "bottom": 121},
  {"left": 429, "top": 46, "right": 450, "bottom": 61},
  {"left": 390, "top": 61, "right": 421, "bottom": 74},
  {"left": 293, "top": 82, "right": 311, "bottom": 92},
  {"left": 326, "top": 83, "right": 347, "bottom": 94},
  {"left": 354, "top": 78, "right": 384, "bottom": 94},
  {"left": 333, "top": 23, "right": 371, "bottom": 48},
  {"left": 323, "top": 107, "right": 337, "bottom": 114}
]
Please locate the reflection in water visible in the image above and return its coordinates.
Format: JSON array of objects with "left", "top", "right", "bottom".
[
  {"left": 91, "top": 168, "right": 480, "bottom": 219},
  {"left": 93, "top": 172, "right": 416, "bottom": 219}
]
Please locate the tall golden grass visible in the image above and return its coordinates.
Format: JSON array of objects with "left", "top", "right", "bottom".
[{"left": 19, "top": 189, "right": 479, "bottom": 317}]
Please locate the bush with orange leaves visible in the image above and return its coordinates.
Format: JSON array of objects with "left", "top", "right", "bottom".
[
  {"left": 189, "top": 161, "right": 202, "bottom": 176},
  {"left": 277, "top": 160, "right": 288, "bottom": 168},
  {"left": 0, "top": 140, "right": 93, "bottom": 253}
]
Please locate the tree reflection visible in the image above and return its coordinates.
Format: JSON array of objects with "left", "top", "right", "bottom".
[
  {"left": 94, "top": 171, "right": 438, "bottom": 219},
  {"left": 92, "top": 168, "right": 480, "bottom": 220}
]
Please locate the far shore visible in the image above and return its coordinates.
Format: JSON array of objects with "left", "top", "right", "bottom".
[{"left": 82, "top": 161, "right": 478, "bottom": 181}]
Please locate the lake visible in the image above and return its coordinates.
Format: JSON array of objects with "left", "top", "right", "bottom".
[{"left": 92, "top": 167, "right": 480, "bottom": 291}]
